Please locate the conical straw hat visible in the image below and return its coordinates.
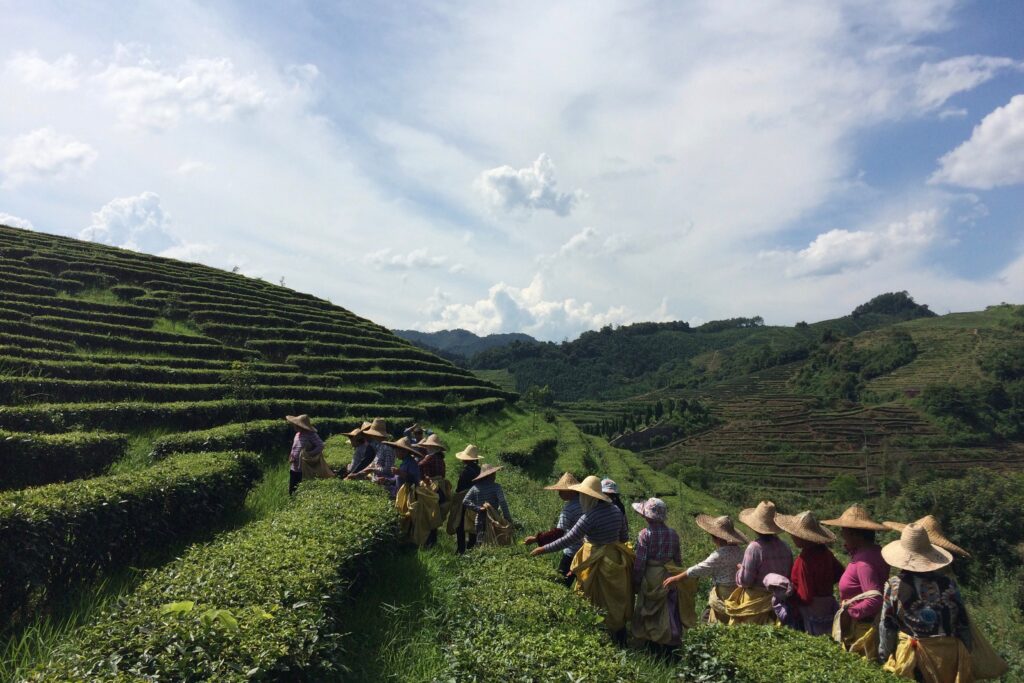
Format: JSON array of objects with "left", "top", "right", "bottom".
[
  {"left": 569, "top": 475, "right": 611, "bottom": 502},
  {"left": 455, "top": 444, "right": 482, "bottom": 461},
  {"left": 285, "top": 414, "right": 317, "bottom": 432},
  {"left": 544, "top": 472, "right": 580, "bottom": 491},
  {"left": 383, "top": 436, "right": 423, "bottom": 456},
  {"left": 472, "top": 464, "right": 503, "bottom": 482},
  {"left": 822, "top": 505, "right": 888, "bottom": 531},
  {"left": 695, "top": 514, "right": 750, "bottom": 545},
  {"left": 738, "top": 500, "right": 783, "bottom": 535},
  {"left": 881, "top": 523, "right": 953, "bottom": 572},
  {"left": 883, "top": 515, "right": 970, "bottom": 558},
  {"left": 775, "top": 511, "right": 836, "bottom": 544},
  {"left": 362, "top": 418, "right": 390, "bottom": 439},
  {"left": 418, "top": 433, "right": 446, "bottom": 451},
  {"left": 343, "top": 421, "right": 371, "bottom": 438}
]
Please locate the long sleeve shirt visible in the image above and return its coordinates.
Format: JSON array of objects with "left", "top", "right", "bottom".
[
  {"left": 790, "top": 544, "right": 844, "bottom": 605},
  {"left": 398, "top": 457, "right": 421, "bottom": 485},
  {"left": 686, "top": 545, "right": 746, "bottom": 586},
  {"left": 879, "top": 571, "right": 972, "bottom": 661},
  {"left": 289, "top": 431, "right": 324, "bottom": 473},
  {"left": 349, "top": 442, "right": 375, "bottom": 473},
  {"left": 633, "top": 523, "right": 682, "bottom": 585},
  {"left": 839, "top": 545, "right": 888, "bottom": 621},
  {"left": 541, "top": 501, "right": 628, "bottom": 554},
  {"left": 370, "top": 443, "right": 396, "bottom": 478},
  {"left": 455, "top": 462, "right": 481, "bottom": 493},
  {"left": 736, "top": 535, "right": 793, "bottom": 588},
  {"left": 463, "top": 480, "right": 511, "bottom": 521},
  {"left": 418, "top": 452, "right": 446, "bottom": 479},
  {"left": 555, "top": 497, "right": 583, "bottom": 557}
]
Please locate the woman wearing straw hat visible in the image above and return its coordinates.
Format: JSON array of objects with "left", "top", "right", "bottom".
[
  {"left": 878, "top": 523, "right": 973, "bottom": 681},
  {"left": 342, "top": 422, "right": 375, "bottom": 478},
  {"left": 417, "top": 434, "right": 450, "bottom": 549},
  {"left": 630, "top": 498, "right": 687, "bottom": 651},
  {"left": 389, "top": 437, "right": 441, "bottom": 548},
  {"left": 449, "top": 445, "right": 483, "bottom": 555},
  {"left": 285, "top": 415, "right": 332, "bottom": 494},
  {"left": 350, "top": 418, "right": 397, "bottom": 488},
  {"left": 602, "top": 478, "right": 630, "bottom": 537},
  {"left": 462, "top": 463, "right": 513, "bottom": 546},
  {"left": 663, "top": 514, "right": 749, "bottom": 624},
  {"left": 726, "top": 500, "right": 793, "bottom": 625},
  {"left": 523, "top": 472, "right": 583, "bottom": 585},
  {"left": 775, "top": 511, "right": 844, "bottom": 636},
  {"left": 883, "top": 516, "right": 971, "bottom": 560},
  {"left": 530, "top": 475, "right": 633, "bottom": 644},
  {"left": 822, "top": 505, "right": 890, "bottom": 659}
]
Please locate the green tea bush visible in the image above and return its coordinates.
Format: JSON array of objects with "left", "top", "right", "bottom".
[
  {"left": 380, "top": 385, "right": 515, "bottom": 402},
  {"left": 0, "top": 451, "right": 261, "bottom": 626},
  {"left": 0, "top": 429, "right": 127, "bottom": 490},
  {"left": 2, "top": 291, "right": 159, "bottom": 316},
  {"left": 28, "top": 480, "right": 397, "bottom": 682},
  {"left": 293, "top": 354, "right": 459, "bottom": 374},
  {"left": 31, "top": 315, "right": 215, "bottom": 345},
  {"left": 110, "top": 284, "right": 147, "bottom": 300}
]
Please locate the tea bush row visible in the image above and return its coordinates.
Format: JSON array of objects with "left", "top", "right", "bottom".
[
  {"left": 293, "top": 354, "right": 464, "bottom": 374},
  {"left": 0, "top": 450, "right": 261, "bottom": 627},
  {"left": 1, "top": 291, "right": 159, "bottom": 317},
  {"left": 0, "top": 429, "right": 127, "bottom": 490}
]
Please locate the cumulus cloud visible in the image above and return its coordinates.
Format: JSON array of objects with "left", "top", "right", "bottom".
[
  {"left": 915, "top": 56, "right": 1023, "bottom": 110},
  {"left": 426, "top": 273, "right": 628, "bottom": 340},
  {"left": 474, "top": 153, "right": 583, "bottom": 216},
  {"left": 79, "top": 191, "right": 180, "bottom": 253},
  {"left": 764, "top": 209, "right": 944, "bottom": 277},
  {"left": 94, "top": 45, "right": 268, "bottom": 129},
  {"left": 930, "top": 95, "right": 1024, "bottom": 189},
  {"left": 1, "top": 127, "right": 97, "bottom": 187},
  {"left": 5, "top": 51, "right": 80, "bottom": 91},
  {"left": 0, "top": 211, "right": 34, "bottom": 230}
]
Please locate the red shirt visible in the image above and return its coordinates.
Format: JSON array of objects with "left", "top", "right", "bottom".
[
  {"left": 790, "top": 544, "right": 844, "bottom": 605},
  {"left": 418, "top": 452, "right": 446, "bottom": 478}
]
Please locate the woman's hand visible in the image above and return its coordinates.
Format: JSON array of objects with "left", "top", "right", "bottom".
[
  {"left": 523, "top": 535, "right": 537, "bottom": 545},
  {"left": 530, "top": 546, "right": 545, "bottom": 557},
  {"left": 662, "top": 571, "right": 687, "bottom": 589}
]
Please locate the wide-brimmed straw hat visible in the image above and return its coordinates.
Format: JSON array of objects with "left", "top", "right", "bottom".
[
  {"left": 383, "top": 436, "right": 422, "bottom": 457},
  {"left": 775, "top": 511, "right": 836, "bottom": 544},
  {"left": 285, "top": 414, "right": 317, "bottom": 432},
  {"left": 695, "top": 514, "right": 750, "bottom": 545},
  {"left": 884, "top": 515, "right": 970, "bottom": 558},
  {"left": 362, "top": 418, "right": 390, "bottom": 439},
  {"left": 738, "top": 500, "right": 783, "bottom": 535},
  {"left": 544, "top": 472, "right": 580, "bottom": 491},
  {"left": 882, "top": 522, "right": 953, "bottom": 572},
  {"left": 600, "top": 478, "right": 619, "bottom": 495},
  {"left": 472, "top": 464, "right": 503, "bottom": 482},
  {"left": 570, "top": 475, "right": 611, "bottom": 503},
  {"left": 822, "top": 505, "right": 888, "bottom": 531},
  {"left": 343, "top": 421, "right": 371, "bottom": 438},
  {"left": 418, "top": 434, "right": 446, "bottom": 451},
  {"left": 455, "top": 444, "right": 482, "bottom": 461},
  {"left": 631, "top": 498, "right": 668, "bottom": 522}
]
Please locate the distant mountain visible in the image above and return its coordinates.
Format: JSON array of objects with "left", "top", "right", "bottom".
[{"left": 392, "top": 328, "right": 537, "bottom": 360}]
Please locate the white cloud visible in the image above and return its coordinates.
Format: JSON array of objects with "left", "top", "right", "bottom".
[
  {"left": 1, "top": 127, "right": 97, "bottom": 187},
  {"left": 915, "top": 56, "right": 1023, "bottom": 110},
  {"left": 174, "top": 160, "right": 212, "bottom": 175},
  {"left": 474, "top": 153, "right": 583, "bottom": 217},
  {"left": 367, "top": 247, "right": 453, "bottom": 271},
  {"left": 765, "top": 209, "right": 944, "bottom": 277},
  {"left": 930, "top": 94, "right": 1024, "bottom": 189},
  {"left": 94, "top": 45, "right": 268, "bottom": 129},
  {"left": 426, "top": 273, "right": 628, "bottom": 340},
  {"left": 5, "top": 51, "right": 80, "bottom": 91},
  {"left": 0, "top": 212, "right": 34, "bottom": 230},
  {"left": 79, "top": 191, "right": 180, "bottom": 253}
]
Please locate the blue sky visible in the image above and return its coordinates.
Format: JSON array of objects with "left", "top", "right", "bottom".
[{"left": 1, "top": 0, "right": 1021, "bottom": 339}]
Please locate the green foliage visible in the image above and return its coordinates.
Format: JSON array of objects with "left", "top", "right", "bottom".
[
  {"left": 0, "top": 451, "right": 261, "bottom": 627},
  {"left": 793, "top": 330, "right": 918, "bottom": 401},
  {"left": 919, "top": 381, "right": 1024, "bottom": 441},
  {"left": 0, "top": 429, "right": 127, "bottom": 490},
  {"left": 826, "top": 473, "right": 864, "bottom": 502},
  {"left": 28, "top": 480, "right": 397, "bottom": 682}
]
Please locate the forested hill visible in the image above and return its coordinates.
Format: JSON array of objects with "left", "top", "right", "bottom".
[
  {"left": 393, "top": 328, "right": 536, "bottom": 360},
  {"left": 468, "top": 293, "right": 937, "bottom": 401}
]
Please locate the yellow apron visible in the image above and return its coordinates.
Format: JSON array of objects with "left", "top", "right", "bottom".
[
  {"left": 446, "top": 489, "right": 469, "bottom": 535},
  {"left": 480, "top": 505, "right": 513, "bottom": 546},
  {"left": 724, "top": 586, "right": 777, "bottom": 625},
  {"left": 632, "top": 563, "right": 675, "bottom": 644},
  {"left": 300, "top": 448, "right": 335, "bottom": 480},
  {"left": 883, "top": 632, "right": 973, "bottom": 683},
  {"left": 395, "top": 483, "right": 441, "bottom": 547},
  {"left": 428, "top": 476, "right": 452, "bottom": 529},
  {"left": 707, "top": 583, "right": 734, "bottom": 624},
  {"left": 831, "top": 590, "right": 882, "bottom": 662},
  {"left": 570, "top": 541, "right": 636, "bottom": 632},
  {"left": 967, "top": 618, "right": 1008, "bottom": 680}
]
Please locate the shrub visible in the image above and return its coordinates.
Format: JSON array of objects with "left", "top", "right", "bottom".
[
  {"left": 29, "top": 480, "right": 397, "bottom": 682},
  {"left": 0, "top": 429, "right": 127, "bottom": 490},
  {"left": 0, "top": 451, "right": 261, "bottom": 627}
]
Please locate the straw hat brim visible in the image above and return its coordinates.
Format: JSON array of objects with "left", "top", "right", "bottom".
[
  {"left": 884, "top": 521, "right": 970, "bottom": 557},
  {"left": 881, "top": 538, "right": 953, "bottom": 572},
  {"left": 472, "top": 465, "right": 502, "bottom": 482},
  {"left": 455, "top": 449, "right": 481, "bottom": 461},
  {"left": 775, "top": 513, "right": 836, "bottom": 544},
  {"left": 363, "top": 428, "right": 389, "bottom": 438},
  {"left": 822, "top": 511, "right": 888, "bottom": 531},
  {"left": 544, "top": 473, "right": 581, "bottom": 491},
  {"left": 383, "top": 440, "right": 422, "bottom": 456},
  {"left": 695, "top": 514, "right": 750, "bottom": 545},
  {"left": 285, "top": 415, "right": 317, "bottom": 432},
  {"left": 569, "top": 482, "right": 611, "bottom": 503},
  {"left": 738, "top": 507, "right": 783, "bottom": 535}
]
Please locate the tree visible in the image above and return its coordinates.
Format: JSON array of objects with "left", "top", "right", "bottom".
[{"left": 827, "top": 474, "right": 863, "bottom": 503}]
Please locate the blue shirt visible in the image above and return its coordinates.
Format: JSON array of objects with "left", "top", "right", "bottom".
[{"left": 398, "top": 456, "right": 421, "bottom": 485}]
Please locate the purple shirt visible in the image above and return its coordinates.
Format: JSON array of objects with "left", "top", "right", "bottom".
[
  {"left": 289, "top": 431, "right": 324, "bottom": 472},
  {"left": 633, "top": 523, "right": 682, "bottom": 585},
  {"left": 839, "top": 544, "right": 889, "bottom": 621},
  {"left": 736, "top": 535, "right": 793, "bottom": 588}
]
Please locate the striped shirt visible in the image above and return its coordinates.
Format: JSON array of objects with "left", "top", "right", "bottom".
[
  {"left": 555, "top": 497, "right": 583, "bottom": 557},
  {"left": 686, "top": 545, "right": 745, "bottom": 586},
  {"left": 736, "top": 535, "right": 793, "bottom": 588},
  {"left": 633, "top": 523, "right": 682, "bottom": 584},
  {"left": 542, "top": 501, "right": 628, "bottom": 554},
  {"left": 463, "top": 480, "right": 511, "bottom": 521},
  {"left": 289, "top": 431, "right": 324, "bottom": 473}
]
